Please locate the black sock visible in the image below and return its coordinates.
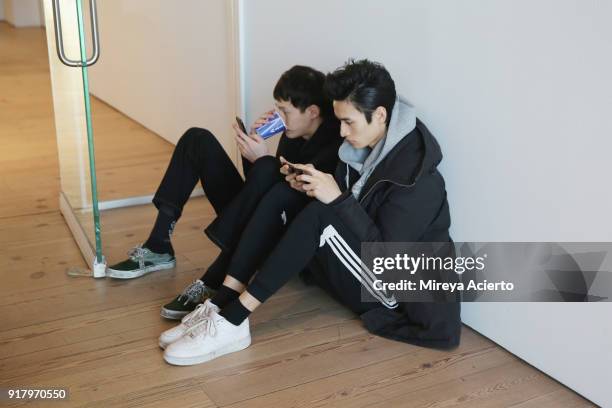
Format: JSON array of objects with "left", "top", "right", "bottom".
[
  {"left": 210, "top": 285, "right": 240, "bottom": 309},
  {"left": 143, "top": 205, "right": 176, "bottom": 255},
  {"left": 200, "top": 251, "right": 231, "bottom": 289},
  {"left": 219, "top": 299, "right": 251, "bottom": 326}
]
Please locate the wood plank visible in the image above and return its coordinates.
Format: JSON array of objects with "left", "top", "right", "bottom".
[
  {"left": 360, "top": 361, "right": 587, "bottom": 408},
  {"left": 510, "top": 389, "right": 595, "bottom": 408},
  {"left": 220, "top": 327, "right": 495, "bottom": 407},
  {"left": 1, "top": 294, "right": 361, "bottom": 406}
]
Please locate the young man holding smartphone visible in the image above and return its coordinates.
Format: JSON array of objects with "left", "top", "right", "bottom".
[{"left": 107, "top": 66, "right": 342, "bottom": 320}]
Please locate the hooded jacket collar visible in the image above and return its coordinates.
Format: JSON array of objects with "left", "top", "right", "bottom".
[
  {"left": 339, "top": 96, "right": 417, "bottom": 172},
  {"left": 338, "top": 96, "right": 444, "bottom": 199},
  {"left": 338, "top": 96, "right": 417, "bottom": 197}
]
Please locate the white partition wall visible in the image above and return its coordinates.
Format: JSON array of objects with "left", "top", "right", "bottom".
[
  {"left": 240, "top": 1, "right": 612, "bottom": 406},
  {"left": 2, "top": 0, "right": 43, "bottom": 27},
  {"left": 87, "top": 0, "right": 240, "bottom": 165}
]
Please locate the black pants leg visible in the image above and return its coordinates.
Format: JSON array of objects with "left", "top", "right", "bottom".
[
  {"left": 200, "top": 158, "right": 286, "bottom": 289},
  {"left": 204, "top": 156, "right": 283, "bottom": 252},
  {"left": 150, "top": 127, "right": 286, "bottom": 290},
  {"left": 245, "top": 201, "right": 398, "bottom": 315},
  {"left": 152, "top": 127, "right": 244, "bottom": 218},
  {"left": 221, "top": 182, "right": 310, "bottom": 285}
]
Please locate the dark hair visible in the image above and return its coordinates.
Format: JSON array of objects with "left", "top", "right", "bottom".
[
  {"left": 273, "top": 65, "right": 332, "bottom": 118},
  {"left": 324, "top": 59, "right": 396, "bottom": 126}
]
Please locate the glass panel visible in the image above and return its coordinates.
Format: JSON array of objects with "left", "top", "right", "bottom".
[
  {"left": 42, "top": 0, "right": 100, "bottom": 273},
  {"left": 43, "top": 0, "right": 240, "bottom": 276}
]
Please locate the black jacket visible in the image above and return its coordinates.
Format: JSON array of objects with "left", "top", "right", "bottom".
[{"left": 328, "top": 118, "right": 461, "bottom": 349}]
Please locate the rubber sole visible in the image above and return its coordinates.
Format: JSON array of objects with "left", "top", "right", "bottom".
[
  {"left": 163, "top": 336, "right": 251, "bottom": 366},
  {"left": 160, "top": 307, "right": 190, "bottom": 321},
  {"left": 107, "top": 261, "right": 176, "bottom": 279}
]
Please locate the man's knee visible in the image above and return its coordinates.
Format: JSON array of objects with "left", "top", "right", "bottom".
[
  {"left": 256, "top": 181, "right": 302, "bottom": 211},
  {"left": 244, "top": 156, "right": 281, "bottom": 186},
  {"left": 265, "top": 181, "right": 295, "bottom": 200},
  {"left": 178, "top": 127, "right": 218, "bottom": 149}
]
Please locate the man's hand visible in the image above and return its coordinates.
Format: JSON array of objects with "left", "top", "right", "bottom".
[
  {"left": 250, "top": 110, "right": 275, "bottom": 134},
  {"left": 280, "top": 156, "right": 311, "bottom": 193},
  {"left": 233, "top": 120, "right": 272, "bottom": 163},
  {"left": 292, "top": 163, "right": 342, "bottom": 204}
]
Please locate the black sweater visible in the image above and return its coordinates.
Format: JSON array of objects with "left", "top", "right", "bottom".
[{"left": 242, "top": 117, "right": 342, "bottom": 175}]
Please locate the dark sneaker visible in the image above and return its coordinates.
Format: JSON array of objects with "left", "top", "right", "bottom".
[
  {"left": 107, "top": 245, "right": 176, "bottom": 279},
  {"left": 161, "top": 279, "right": 217, "bottom": 320}
]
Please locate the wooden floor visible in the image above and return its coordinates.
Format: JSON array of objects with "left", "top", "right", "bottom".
[{"left": 0, "top": 22, "right": 595, "bottom": 408}]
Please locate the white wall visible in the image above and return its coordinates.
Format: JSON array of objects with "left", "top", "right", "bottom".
[
  {"left": 242, "top": 0, "right": 612, "bottom": 406},
  {"left": 0, "top": 0, "right": 5, "bottom": 21},
  {"left": 38, "top": 0, "right": 44, "bottom": 27},
  {"left": 3, "top": 0, "right": 43, "bottom": 27},
  {"left": 4, "top": 0, "right": 12, "bottom": 24},
  {"left": 87, "top": 0, "right": 239, "bottom": 165}
]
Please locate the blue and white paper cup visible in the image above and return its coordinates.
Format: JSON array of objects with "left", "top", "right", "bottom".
[{"left": 255, "top": 111, "right": 286, "bottom": 139}]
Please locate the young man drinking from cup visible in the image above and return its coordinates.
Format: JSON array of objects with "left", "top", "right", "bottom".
[{"left": 107, "top": 65, "right": 342, "bottom": 321}]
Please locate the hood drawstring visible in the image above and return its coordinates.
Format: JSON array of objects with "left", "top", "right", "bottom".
[{"left": 345, "top": 163, "right": 349, "bottom": 188}]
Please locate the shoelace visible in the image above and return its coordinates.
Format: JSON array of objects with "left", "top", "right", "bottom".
[
  {"left": 127, "top": 246, "right": 148, "bottom": 269},
  {"left": 184, "top": 314, "right": 217, "bottom": 339},
  {"left": 178, "top": 281, "right": 204, "bottom": 305},
  {"left": 180, "top": 302, "right": 217, "bottom": 328}
]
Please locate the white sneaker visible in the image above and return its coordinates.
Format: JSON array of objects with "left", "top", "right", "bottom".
[
  {"left": 158, "top": 299, "right": 219, "bottom": 349},
  {"left": 163, "top": 308, "right": 251, "bottom": 366}
]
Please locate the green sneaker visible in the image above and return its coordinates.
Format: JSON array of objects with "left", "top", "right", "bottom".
[
  {"left": 161, "top": 280, "right": 216, "bottom": 320},
  {"left": 107, "top": 245, "right": 176, "bottom": 279}
]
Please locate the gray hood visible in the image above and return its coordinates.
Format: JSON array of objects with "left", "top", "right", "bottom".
[{"left": 338, "top": 95, "right": 417, "bottom": 198}]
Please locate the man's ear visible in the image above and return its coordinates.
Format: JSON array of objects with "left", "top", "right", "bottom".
[
  {"left": 306, "top": 104, "right": 321, "bottom": 119},
  {"left": 373, "top": 106, "right": 387, "bottom": 125}
]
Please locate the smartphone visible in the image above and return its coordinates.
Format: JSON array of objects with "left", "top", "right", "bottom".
[
  {"left": 235, "top": 116, "right": 247, "bottom": 134},
  {"left": 285, "top": 162, "right": 304, "bottom": 175}
]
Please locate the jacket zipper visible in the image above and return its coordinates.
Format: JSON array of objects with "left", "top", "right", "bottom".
[
  {"left": 358, "top": 179, "right": 416, "bottom": 204},
  {"left": 344, "top": 161, "right": 418, "bottom": 203}
]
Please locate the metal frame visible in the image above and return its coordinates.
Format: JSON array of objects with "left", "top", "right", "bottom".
[
  {"left": 98, "top": 189, "right": 205, "bottom": 212},
  {"left": 52, "top": 0, "right": 100, "bottom": 67}
]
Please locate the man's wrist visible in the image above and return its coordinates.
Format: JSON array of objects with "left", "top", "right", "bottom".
[{"left": 328, "top": 190, "right": 352, "bottom": 206}]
